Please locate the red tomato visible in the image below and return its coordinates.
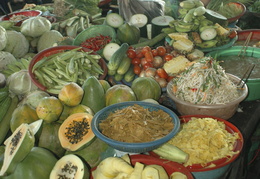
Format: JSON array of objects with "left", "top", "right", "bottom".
[
  {"left": 144, "top": 51, "right": 154, "bottom": 63},
  {"left": 133, "top": 65, "right": 141, "bottom": 75},
  {"left": 167, "top": 75, "right": 174, "bottom": 82},
  {"left": 163, "top": 53, "right": 174, "bottom": 62},
  {"left": 131, "top": 58, "right": 141, "bottom": 65},
  {"left": 141, "top": 46, "right": 152, "bottom": 55},
  {"left": 136, "top": 51, "right": 144, "bottom": 58},
  {"left": 151, "top": 49, "right": 158, "bottom": 56},
  {"left": 127, "top": 49, "right": 136, "bottom": 59},
  {"left": 156, "top": 46, "right": 166, "bottom": 56},
  {"left": 228, "top": 30, "right": 237, "bottom": 39},
  {"left": 143, "top": 63, "right": 153, "bottom": 70},
  {"left": 156, "top": 68, "right": 169, "bottom": 79}
]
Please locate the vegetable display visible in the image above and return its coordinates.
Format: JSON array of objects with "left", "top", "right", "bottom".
[{"left": 0, "top": 0, "right": 250, "bottom": 178}]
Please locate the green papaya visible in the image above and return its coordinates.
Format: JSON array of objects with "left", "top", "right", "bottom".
[
  {"left": 1, "top": 147, "right": 57, "bottom": 179},
  {"left": 81, "top": 76, "right": 106, "bottom": 114},
  {"left": 117, "top": 23, "right": 140, "bottom": 45}
]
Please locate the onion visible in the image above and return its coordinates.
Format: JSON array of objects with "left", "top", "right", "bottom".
[
  {"left": 153, "top": 56, "right": 164, "bottom": 68},
  {"left": 156, "top": 77, "right": 167, "bottom": 88},
  {"left": 139, "top": 70, "right": 146, "bottom": 77},
  {"left": 145, "top": 67, "right": 157, "bottom": 77}
]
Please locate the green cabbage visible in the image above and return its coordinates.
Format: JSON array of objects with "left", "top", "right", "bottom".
[
  {"left": 0, "top": 51, "right": 17, "bottom": 71},
  {"left": 20, "top": 16, "right": 52, "bottom": 38},
  {"left": 4, "top": 30, "right": 29, "bottom": 58}
]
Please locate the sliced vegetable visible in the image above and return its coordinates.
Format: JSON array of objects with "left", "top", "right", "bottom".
[
  {"left": 106, "top": 13, "right": 124, "bottom": 28},
  {"left": 102, "top": 43, "right": 120, "bottom": 61},
  {"left": 129, "top": 14, "right": 148, "bottom": 28}
]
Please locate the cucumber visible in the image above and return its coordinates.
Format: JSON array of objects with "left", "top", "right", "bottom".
[
  {"left": 124, "top": 65, "right": 135, "bottom": 82},
  {"left": 204, "top": 9, "right": 228, "bottom": 27},
  {"left": 114, "top": 73, "right": 124, "bottom": 82},
  {"left": 129, "top": 14, "right": 148, "bottom": 38},
  {"left": 105, "top": 13, "right": 124, "bottom": 28},
  {"left": 151, "top": 16, "right": 174, "bottom": 38},
  {"left": 117, "top": 55, "right": 132, "bottom": 75},
  {"left": 200, "top": 27, "right": 217, "bottom": 41},
  {"left": 107, "top": 43, "right": 129, "bottom": 71}
]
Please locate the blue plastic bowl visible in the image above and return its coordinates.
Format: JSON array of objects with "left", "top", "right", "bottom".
[{"left": 91, "top": 101, "right": 180, "bottom": 153}]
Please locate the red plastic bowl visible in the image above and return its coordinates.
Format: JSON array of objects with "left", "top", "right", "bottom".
[
  {"left": 227, "top": 2, "right": 246, "bottom": 23},
  {"left": 28, "top": 45, "right": 108, "bottom": 92},
  {"left": 237, "top": 29, "right": 260, "bottom": 41},
  {"left": 0, "top": 10, "right": 42, "bottom": 26},
  {"left": 90, "top": 154, "right": 194, "bottom": 179},
  {"left": 150, "top": 114, "right": 243, "bottom": 172}
]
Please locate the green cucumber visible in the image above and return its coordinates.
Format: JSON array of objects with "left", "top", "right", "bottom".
[
  {"left": 124, "top": 65, "right": 135, "bottom": 82},
  {"left": 151, "top": 16, "right": 174, "bottom": 38},
  {"left": 117, "top": 55, "right": 132, "bottom": 75},
  {"left": 105, "top": 13, "right": 124, "bottom": 28},
  {"left": 114, "top": 73, "right": 124, "bottom": 82},
  {"left": 107, "top": 43, "right": 129, "bottom": 71},
  {"left": 204, "top": 9, "right": 228, "bottom": 27}
]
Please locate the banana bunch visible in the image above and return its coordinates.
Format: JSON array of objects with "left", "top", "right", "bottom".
[
  {"left": 174, "top": 0, "right": 207, "bottom": 33},
  {"left": 1, "top": 58, "right": 31, "bottom": 77},
  {"left": 52, "top": 10, "right": 105, "bottom": 38}
]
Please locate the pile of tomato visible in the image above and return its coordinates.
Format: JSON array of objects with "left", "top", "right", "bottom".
[{"left": 127, "top": 45, "right": 176, "bottom": 87}]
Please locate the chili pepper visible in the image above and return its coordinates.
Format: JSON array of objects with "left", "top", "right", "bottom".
[{"left": 80, "top": 34, "right": 112, "bottom": 51}]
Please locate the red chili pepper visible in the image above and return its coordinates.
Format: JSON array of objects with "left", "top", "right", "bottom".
[
  {"left": 191, "top": 88, "right": 197, "bottom": 92},
  {"left": 80, "top": 34, "right": 112, "bottom": 51}
]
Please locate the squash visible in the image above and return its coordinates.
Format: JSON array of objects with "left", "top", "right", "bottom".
[
  {"left": 105, "top": 84, "right": 136, "bottom": 106},
  {"left": 10, "top": 103, "right": 39, "bottom": 132},
  {"left": 36, "top": 96, "right": 63, "bottom": 123},
  {"left": 0, "top": 147, "right": 58, "bottom": 179},
  {"left": 58, "top": 113, "right": 95, "bottom": 151},
  {"left": 20, "top": 16, "right": 52, "bottom": 38},
  {"left": 37, "top": 30, "right": 63, "bottom": 52},
  {"left": 49, "top": 154, "right": 89, "bottom": 179},
  {"left": 0, "top": 123, "right": 35, "bottom": 176},
  {"left": 38, "top": 122, "right": 66, "bottom": 158},
  {"left": 4, "top": 30, "right": 29, "bottom": 58},
  {"left": 0, "top": 51, "right": 16, "bottom": 71},
  {"left": 0, "top": 26, "right": 7, "bottom": 51},
  {"left": 81, "top": 76, "right": 106, "bottom": 114},
  {"left": 117, "top": 23, "right": 140, "bottom": 45},
  {"left": 131, "top": 77, "right": 161, "bottom": 101}
]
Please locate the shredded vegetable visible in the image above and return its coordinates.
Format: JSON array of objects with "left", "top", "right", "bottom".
[
  {"left": 99, "top": 104, "right": 174, "bottom": 143},
  {"left": 171, "top": 57, "right": 240, "bottom": 105},
  {"left": 168, "top": 117, "right": 240, "bottom": 167}
]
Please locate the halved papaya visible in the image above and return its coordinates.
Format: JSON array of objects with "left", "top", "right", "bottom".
[{"left": 58, "top": 113, "right": 95, "bottom": 151}]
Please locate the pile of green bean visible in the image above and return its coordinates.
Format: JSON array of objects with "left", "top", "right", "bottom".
[{"left": 32, "top": 47, "right": 104, "bottom": 94}]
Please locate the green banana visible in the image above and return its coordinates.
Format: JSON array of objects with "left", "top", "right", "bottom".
[
  {"left": 200, "top": 19, "right": 214, "bottom": 27},
  {"left": 183, "top": 8, "right": 196, "bottom": 23},
  {"left": 196, "top": 40, "right": 218, "bottom": 48},
  {"left": 179, "top": 0, "right": 196, "bottom": 9},
  {"left": 193, "top": 6, "right": 206, "bottom": 16},
  {"left": 175, "top": 24, "right": 193, "bottom": 33}
]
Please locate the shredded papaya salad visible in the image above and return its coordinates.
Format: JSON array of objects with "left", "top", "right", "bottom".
[{"left": 171, "top": 57, "right": 240, "bottom": 105}]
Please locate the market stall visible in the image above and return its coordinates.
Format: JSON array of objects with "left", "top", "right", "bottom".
[{"left": 0, "top": 0, "right": 259, "bottom": 178}]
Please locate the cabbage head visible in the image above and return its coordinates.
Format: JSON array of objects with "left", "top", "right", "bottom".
[
  {"left": 20, "top": 16, "right": 52, "bottom": 38},
  {"left": 0, "top": 25, "right": 7, "bottom": 51},
  {"left": 7, "top": 70, "right": 38, "bottom": 97},
  {"left": 4, "top": 30, "right": 29, "bottom": 58},
  {"left": 0, "top": 51, "right": 17, "bottom": 71}
]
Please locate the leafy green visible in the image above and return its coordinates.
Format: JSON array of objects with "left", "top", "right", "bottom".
[{"left": 65, "top": 0, "right": 101, "bottom": 15}]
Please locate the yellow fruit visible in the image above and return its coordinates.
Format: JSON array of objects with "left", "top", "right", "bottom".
[{"left": 58, "top": 82, "right": 84, "bottom": 107}]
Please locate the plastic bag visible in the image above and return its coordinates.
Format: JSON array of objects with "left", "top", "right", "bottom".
[{"left": 118, "top": 0, "right": 165, "bottom": 22}]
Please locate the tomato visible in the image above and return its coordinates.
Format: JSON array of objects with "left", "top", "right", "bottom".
[
  {"left": 127, "top": 49, "right": 136, "bottom": 59},
  {"left": 136, "top": 51, "right": 144, "bottom": 58},
  {"left": 156, "top": 68, "right": 169, "bottom": 79},
  {"left": 167, "top": 75, "right": 174, "bottom": 82},
  {"left": 133, "top": 65, "right": 141, "bottom": 75},
  {"left": 131, "top": 58, "right": 141, "bottom": 65},
  {"left": 141, "top": 58, "right": 148, "bottom": 66},
  {"left": 143, "top": 63, "right": 153, "bottom": 70},
  {"left": 141, "top": 46, "right": 151, "bottom": 55},
  {"left": 156, "top": 46, "right": 166, "bottom": 56},
  {"left": 151, "top": 49, "right": 158, "bottom": 56},
  {"left": 163, "top": 53, "right": 174, "bottom": 62},
  {"left": 144, "top": 51, "right": 154, "bottom": 63},
  {"left": 228, "top": 30, "right": 237, "bottom": 39}
]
